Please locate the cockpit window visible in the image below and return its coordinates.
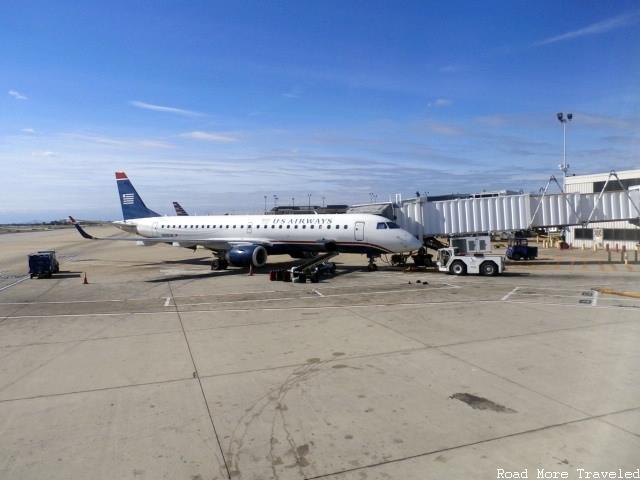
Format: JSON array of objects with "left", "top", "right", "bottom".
[
  {"left": 386, "top": 222, "right": 400, "bottom": 229},
  {"left": 376, "top": 222, "right": 388, "bottom": 229}
]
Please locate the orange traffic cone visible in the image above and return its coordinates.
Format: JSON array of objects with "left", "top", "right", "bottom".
[{"left": 83, "top": 273, "right": 89, "bottom": 284}]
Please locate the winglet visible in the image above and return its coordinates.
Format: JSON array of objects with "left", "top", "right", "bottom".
[{"left": 68, "top": 216, "right": 96, "bottom": 240}]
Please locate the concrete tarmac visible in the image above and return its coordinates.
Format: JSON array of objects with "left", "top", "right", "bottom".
[{"left": 0, "top": 226, "right": 638, "bottom": 480}]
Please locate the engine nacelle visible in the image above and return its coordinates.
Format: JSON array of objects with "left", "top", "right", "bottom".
[{"left": 226, "top": 245, "right": 268, "bottom": 268}]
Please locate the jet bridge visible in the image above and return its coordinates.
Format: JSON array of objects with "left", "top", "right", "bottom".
[{"left": 391, "top": 172, "right": 640, "bottom": 238}]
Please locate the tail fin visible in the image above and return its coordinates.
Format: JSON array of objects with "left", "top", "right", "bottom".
[
  {"left": 173, "top": 201, "right": 189, "bottom": 216},
  {"left": 115, "top": 172, "right": 160, "bottom": 220}
]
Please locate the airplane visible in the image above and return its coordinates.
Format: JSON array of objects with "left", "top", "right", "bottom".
[
  {"left": 70, "top": 171, "right": 422, "bottom": 271},
  {"left": 172, "top": 201, "right": 189, "bottom": 216}
]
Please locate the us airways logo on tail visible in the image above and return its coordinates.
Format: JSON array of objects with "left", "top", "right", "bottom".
[{"left": 122, "top": 193, "right": 134, "bottom": 205}]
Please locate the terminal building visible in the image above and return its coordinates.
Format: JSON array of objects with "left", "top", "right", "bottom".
[{"left": 565, "top": 169, "right": 640, "bottom": 249}]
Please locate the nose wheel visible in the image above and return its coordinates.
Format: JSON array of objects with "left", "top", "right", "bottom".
[{"left": 367, "top": 255, "right": 378, "bottom": 272}]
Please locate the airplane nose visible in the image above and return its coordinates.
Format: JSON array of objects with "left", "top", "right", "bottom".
[{"left": 409, "top": 235, "right": 422, "bottom": 250}]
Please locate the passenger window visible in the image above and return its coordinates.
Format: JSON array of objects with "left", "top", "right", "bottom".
[
  {"left": 240, "top": 225, "right": 244, "bottom": 229},
  {"left": 343, "top": 225, "right": 348, "bottom": 229},
  {"left": 295, "top": 225, "right": 298, "bottom": 229},
  {"left": 327, "top": 225, "right": 331, "bottom": 229},
  {"left": 279, "top": 225, "right": 283, "bottom": 229},
  {"left": 226, "top": 225, "right": 229, "bottom": 229},
  {"left": 310, "top": 225, "right": 314, "bottom": 229},
  {"left": 287, "top": 225, "right": 291, "bottom": 229},
  {"left": 318, "top": 225, "right": 322, "bottom": 229},
  {"left": 302, "top": 225, "right": 306, "bottom": 229},
  {"left": 377, "top": 222, "right": 387, "bottom": 229},
  {"left": 271, "top": 225, "right": 275, "bottom": 229}
]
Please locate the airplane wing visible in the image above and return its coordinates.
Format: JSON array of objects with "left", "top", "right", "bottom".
[{"left": 68, "top": 217, "right": 272, "bottom": 251}]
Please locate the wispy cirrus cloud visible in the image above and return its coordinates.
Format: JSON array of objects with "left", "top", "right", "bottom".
[
  {"left": 129, "top": 100, "right": 203, "bottom": 117},
  {"left": 67, "top": 133, "right": 174, "bottom": 149},
  {"left": 534, "top": 11, "right": 640, "bottom": 46},
  {"left": 32, "top": 151, "right": 57, "bottom": 157},
  {"left": 180, "top": 131, "right": 239, "bottom": 143},
  {"left": 428, "top": 98, "right": 452, "bottom": 108},
  {"left": 21, "top": 128, "right": 36, "bottom": 134},
  {"left": 439, "top": 64, "right": 463, "bottom": 74},
  {"left": 8, "top": 89, "right": 28, "bottom": 100},
  {"left": 282, "top": 87, "right": 302, "bottom": 99}
]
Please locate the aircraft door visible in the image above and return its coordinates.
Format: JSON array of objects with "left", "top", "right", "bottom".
[
  {"left": 354, "top": 221, "right": 365, "bottom": 241},
  {"left": 247, "top": 222, "right": 253, "bottom": 234}
]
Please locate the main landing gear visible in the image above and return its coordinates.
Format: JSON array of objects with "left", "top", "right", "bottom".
[
  {"left": 367, "top": 254, "right": 379, "bottom": 272},
  {"left": 211, "top": 256, "right": 228, "bottom": 271}
]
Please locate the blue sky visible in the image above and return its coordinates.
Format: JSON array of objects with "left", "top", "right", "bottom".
[{"left": 1, "top": 1, "right": 639, "bottom": 222}]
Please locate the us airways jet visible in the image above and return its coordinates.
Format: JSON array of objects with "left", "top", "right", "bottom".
[{"left": 70, "top": 172, "right": 421, "bottom": 271}]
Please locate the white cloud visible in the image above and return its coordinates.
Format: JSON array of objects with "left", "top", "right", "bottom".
[
  {"left": 282, "top": 87, "right": 302, "bottom": 99},
  {"left": 427, "top": 98, "right": 452, "bottom": 108},
  {"left": 439, "top": 65, "right": 463, "bottom": 74},
  {"left": 21, "top": 128, "right": 36, "bottom": 134},
  {"left": 180, "top": 131, "right": 239, "bottom": 143},
  {"left": 8, "top": 89, "right": 28, "bottom": 100},
  {"left": 425, "top": 121, "right": 464, "bottom": 136},
  {"left": 129, "top": 100, "right": 203, "bottom": 117},
  {"left": 534, "top": 11, "right": 640, "bottom": 46},
  {"left": 68, "top": 133, "right": 173, "bottom": 149},
  {"left": 32, "top": 151, "right": 57, "bottom": 157}
]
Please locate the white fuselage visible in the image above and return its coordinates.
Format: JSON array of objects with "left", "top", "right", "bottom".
[{"left": 115, "top": 213, "right": 421, "bottom": 254}]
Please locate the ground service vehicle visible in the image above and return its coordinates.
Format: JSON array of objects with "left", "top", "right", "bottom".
[
  {"left": 436, "top": 247, "right": 504, "bottom": 276},
  {"left": 506, "top": 237, "right": 538, "bottom": 260},
  {"left": 28, "top": 251, "right": 60, "bottom": 278}
]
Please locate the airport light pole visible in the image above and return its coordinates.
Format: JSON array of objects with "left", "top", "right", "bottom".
[
  {"left": 264, "top": 195, "right": 267, "bottom": 214},
  {"left": 307, "top": 193, "right": 311, "bottom": 209},
  {"left": 556, "top": 112, "right": 573, "bottom": 178},
  {"left": 273, "top": 195, "right": 278, "bottom": 209},
  {"left": 291, "top": 197, "right": 295, "bottom": 207},
  {"left": 321, "top": 196, "right": 325, "bottom": 208}
]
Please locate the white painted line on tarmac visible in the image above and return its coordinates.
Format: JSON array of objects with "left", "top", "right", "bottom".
[
  {"left": 0, "top": 276, "right": 30, "bottom": 293},
  {"left": 164, "top": 296, "right": 172, "bottom": 307},
  {"left": 501, "top": 286, "right": 519, "bottom": 301},
  {"left": 592, "top": 290, "right": 599, "bottom": 307},
  {"left": 313, "top": 289, "right": 324, "bottom": 297},
  {"left": 4, "top": 296, "right": 636, "bottom": 319}
]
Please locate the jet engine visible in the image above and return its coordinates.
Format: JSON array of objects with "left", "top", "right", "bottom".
[{"left": 226, "top": 245, "right": 268, "bottom": 268}]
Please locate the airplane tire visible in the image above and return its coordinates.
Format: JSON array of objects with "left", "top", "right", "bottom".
[{"left": 450, "top": 261, "right": 467, "bottom": 276}]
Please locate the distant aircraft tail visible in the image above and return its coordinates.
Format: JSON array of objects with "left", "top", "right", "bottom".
[
  {"left": 115, "top": 172, "right": 160, "bottom": 220},
  {"left": 173, "top": 201, "right": 189, "bottom": 216}
]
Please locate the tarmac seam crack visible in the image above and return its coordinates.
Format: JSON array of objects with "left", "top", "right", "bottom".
[
  {"left": 197, "top": 346, "right": 429, "bottom": 380},
  {"left": 0, "top": 376, "right": 194, "bottom": 404},
  {"left": 167, "top": 281, "right": 232, "bottom": 480},
  {"left": 302, "top": 405, "right": 640, "bottom": 480}
]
